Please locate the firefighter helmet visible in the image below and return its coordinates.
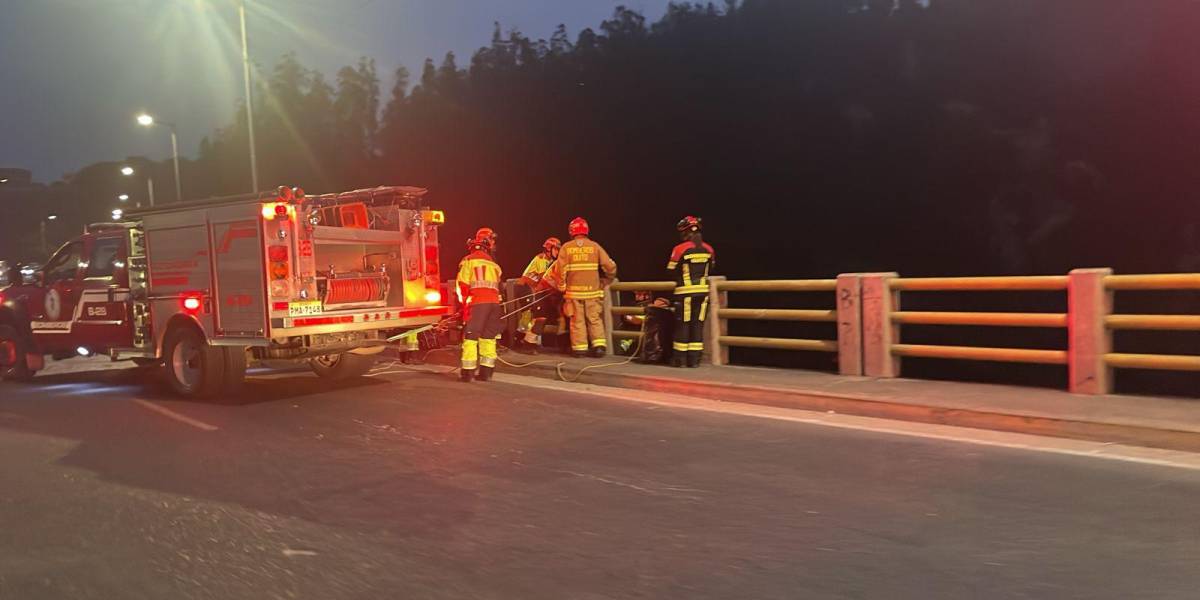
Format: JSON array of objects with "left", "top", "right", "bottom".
[
  {"left": 676, "top": 215, "right": 702, "bottom": 233},
  {"left": 543, "top": 237, "right": 562, "bottom": 252},
  {"left": 469, "top": 227, "right": 498, "bottom": 252},
  {"left": 568, "top": 217, "right": 589, "bottom": 237}
]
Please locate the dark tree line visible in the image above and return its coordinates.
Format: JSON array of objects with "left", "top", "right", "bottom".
[{"left": 14, "top": 0, "right": 1200, "bottom": 284}]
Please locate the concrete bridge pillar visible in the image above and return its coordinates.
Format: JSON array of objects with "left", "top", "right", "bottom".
[{"left": 1068, "top": 268, "right": 1113, "bottom": 395}]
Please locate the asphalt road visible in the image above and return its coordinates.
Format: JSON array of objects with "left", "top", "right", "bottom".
[{"left": 1, "top": 360, "right": 1198, "bottom": 600}]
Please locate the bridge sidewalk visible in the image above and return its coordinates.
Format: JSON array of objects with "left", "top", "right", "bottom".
[{"left": 428, "top": 350, "right": 1200, "bottom": 452}]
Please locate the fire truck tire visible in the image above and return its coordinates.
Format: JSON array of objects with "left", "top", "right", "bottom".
[
  {"left": 309, "top": 352, "right": 375, "bottom": 380},
  {"left": 0, "top": 325, "right": 35, "bottom": 382},
  {"left": 162, "top": 326, "right": 225, "bottom": 399},
  {"left": 218, "top": 346, "right": 248, "bottom": 400}
]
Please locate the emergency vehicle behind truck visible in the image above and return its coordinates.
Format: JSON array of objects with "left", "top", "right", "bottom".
[{"left": 0, "top": 185, "right": 449, "bottom": 399}]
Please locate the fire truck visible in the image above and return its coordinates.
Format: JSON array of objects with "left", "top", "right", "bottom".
[{"left": 0, "top": 186, "right": 450, "bottom": 399}]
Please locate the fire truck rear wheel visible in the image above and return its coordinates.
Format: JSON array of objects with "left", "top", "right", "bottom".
[
  {"left": 309, "top": 352, "right": 375, "bottom": 380},
  {"left": 218, "top": 346, "right": 248, "bottom": 400},
  {"left": 0, "top": 325, "right": 35, "bottom": 382},
  {"left": 163, "top": 325, "right": 225, "bottom": 399}
]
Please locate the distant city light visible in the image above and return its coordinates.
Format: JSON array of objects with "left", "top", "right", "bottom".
[
  {"left": 118, "top": 194, "right": 130, "bottom": 201},
  {"left": 121, "top": 166, "right": 134, "bottom": 176},
  {"left": 136, "top": 114, "right": 155, "bottom": 126},
  {"left": 46, "top": 214, "right": 58, "bottom": 220},
  {"left": 0, "top": 178, "right": 8, "bottom": 183},
  {"left": 111, "top": 209, "right": 124, "bottom": 220}
]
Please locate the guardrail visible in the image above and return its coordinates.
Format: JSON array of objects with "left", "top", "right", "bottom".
[
  {"left": 857, "top": 269, "right": 1200, "bottom": 394},
  {"left": 608, "top": 276, "right": 860, "bottom": 373},
  {"left": 485, "top": 269, "right": 1200, "bottom": 396},
  {"left": 1098, "top": 273, "right": 1200, "bottom": 388},
  {"left": 868, "top": 274, "right": 1071, "bottom": 378}
]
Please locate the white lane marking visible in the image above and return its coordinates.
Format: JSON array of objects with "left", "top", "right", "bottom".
[
  {"left": 447, "top": 371, "right": 1200, "bottom": 472},
  {"left": 132, "top": 399, "right": 219, "bottom": 431},
  {"left": 282, "top": 548, "right": 318, "bottom": 557}
]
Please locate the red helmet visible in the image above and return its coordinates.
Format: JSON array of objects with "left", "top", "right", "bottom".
[
  {"left": 676, "top": 215, "right": 702, "bottom": 233},
  {"left": 543, "top": 237, "right": 562, "bottom": 252},
  {"left": 469, "top": 227, "right": 497, "bottom": 251},
  {"left": 568, "top": 217, "right": 589, "bottom": 237}
]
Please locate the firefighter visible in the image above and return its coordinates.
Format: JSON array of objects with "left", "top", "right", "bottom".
[
  {"left": 541, "top": 217, "right": 617, "bottom": 357},
  {"left": 514, "top": 237, "right": 562, "bottom": 354},
  {"left": 667, "top": 216, "right": 715, "bottom": 368},
  {"left": 456, "top": 228, "right": 504, "bottom": 382}
]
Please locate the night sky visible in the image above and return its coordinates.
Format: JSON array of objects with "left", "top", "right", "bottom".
[{"left": 0, "top": 0, "right": 670, "bottom": 183}]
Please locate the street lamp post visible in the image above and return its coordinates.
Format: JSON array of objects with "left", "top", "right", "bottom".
[
  {"left": 136, "top": 114, "right": 182, "bottom": 203},
  {"left": 40, "top": 215, "right": 57, "bottom": 256},
  {"left": 239, "top": 0, "right": 260, "bottom": 193},
  {"left": 121, "top": 166, "right": 155, "bottom": 207}
]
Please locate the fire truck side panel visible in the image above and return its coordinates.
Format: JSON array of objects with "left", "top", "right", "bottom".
[
  {"left": 398, "top": 209, "right": 428, "bottom": 308},
  {"left": 208, "top": 212, "right": 267, "bottom": 338},
  {"left": 142, "top": 211, "right": 217, "bottom": 349}
]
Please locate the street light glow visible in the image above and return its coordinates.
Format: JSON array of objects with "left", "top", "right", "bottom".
[
  {"left": 111, "top": 209, "right": 124, "bottom": 220},
  {"left": 121, "top": 166, "right": 135, "bottom": 176},
  {"left": 118, "top": 194, "right": 130, "bottom": 201},
  {"left": 0, "top": 178, "right": 7, "bottom": 183},
  {"left": 46, "top": 215, "right": 58, "bottom": 220},
  {"left": 136, "top": 114, "right": 155, "bottom": 126}
]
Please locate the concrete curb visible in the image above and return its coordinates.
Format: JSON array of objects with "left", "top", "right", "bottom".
[{"left": 425, "top": 352, "right": 1200, "bottom": 453}]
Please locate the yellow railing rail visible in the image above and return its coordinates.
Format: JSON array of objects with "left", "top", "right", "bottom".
[
  {"left": 892, "top": 311, "right": 1067, "bottom": 328},
  {"left": 610, "top": 281, "right": 676, "bottom": 292},
  {"left": 890, "top": 276, "right": 1068, "bottom": 291},
  {"left": 718, "top": 308, "right": 836, "bottom": 322},
  {"left": 892, "top": 344, "right": 1068, "bottom": 365},
  {"left": 1105, "top": 314, "right": 1200, "bottom": 331},
  {"left": 717, "top": 279, "right": 837, "bottom": 292},
  {"left": 1104, "top": 274, "right": 1200, "bottom": 290},
  {"left": 1105, "top": 353, "right": 1200, "bottom": 372},
  {"left": 720, "top": 336, "right": 837, "bottom": 352}
]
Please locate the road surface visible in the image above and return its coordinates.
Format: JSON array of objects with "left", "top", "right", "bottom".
[{"left": 1, "top": 359, "right": 1198, "bottom": 599}]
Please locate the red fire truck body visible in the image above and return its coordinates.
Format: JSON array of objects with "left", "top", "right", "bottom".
[{"left": 0, "top": 186, "right": 450, "bottom": 398}]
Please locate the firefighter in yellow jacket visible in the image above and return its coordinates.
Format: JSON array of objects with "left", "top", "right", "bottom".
[
  {"left": 456, "top": 228, "right": 503, "bottom": 382},
  {"left": 514, "top": 237, "right": 562, "bottom": 354},
  {"left": 541, "top": 217, "right": 617, "bottom": 357}
]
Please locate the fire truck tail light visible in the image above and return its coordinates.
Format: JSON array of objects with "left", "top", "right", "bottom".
[
  {"left": 269, "top": 280, "right": 290, "bottom": 298},
  {"left": 424, "top": 290, "right": 441, "bottom": 304},
  {"left": 268, "top": 245, "right": 289, "bottom": 261},
  {"left": 272, "top": 301, "right": 289, "bottom": 312},
  {"left": 182, "top": 296, "right": 202, "bottom": 312},
  {"left": 262, "top": 202, "right": 294, "bottom": 220}
]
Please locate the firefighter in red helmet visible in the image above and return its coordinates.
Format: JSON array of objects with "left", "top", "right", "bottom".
[
  {"left": 514, "top": 237, "right": 562, "bottom": 354},
  {"left": 541, "top": 217, "right": 617, "bottom": 357},
  {"left": 666, "top": 216, "right": 715, "bottom": 367},
  {"left": 456, "top": 227, "right": 503, "bottom": 382}
]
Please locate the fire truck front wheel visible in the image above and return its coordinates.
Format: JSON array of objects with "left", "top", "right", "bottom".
[
  {"left": 309, "top": 352, "right": 375, "bottom": 380},
  {"left": 163, "top": 325, "right": 225, "bottom": 399},
  {"left": 0, "top": 325, "right": 35, "bottom": 382}
]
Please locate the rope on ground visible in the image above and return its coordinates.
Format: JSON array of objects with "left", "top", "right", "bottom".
[{"left": 494, "top": 319, "right": 649, "bottom": 383}]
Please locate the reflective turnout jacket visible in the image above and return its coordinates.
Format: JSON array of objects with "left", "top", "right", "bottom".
[
  {"left": 667, "top": 241, "right": 715, "bottom": 295},
  {"left": 544, "top": 236, "right": 617, "bottom": 300},
  {"left": 456, "top": 249, "right": 502, "bottom": 304},
  {"left": 521, "top": 252, "right": 555, "bottom": 285}
]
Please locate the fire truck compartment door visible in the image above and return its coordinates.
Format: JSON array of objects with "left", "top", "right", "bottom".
[{"left": 210, "top": 218, "right": 266, "bottom": 337}]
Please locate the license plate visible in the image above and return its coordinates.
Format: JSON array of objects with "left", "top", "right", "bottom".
[{"left": 288, "top": 301, "right": 323, "bottom": 317}]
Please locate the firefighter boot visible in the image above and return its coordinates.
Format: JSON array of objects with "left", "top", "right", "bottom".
[
  {"left": 460, "top": 368, "right": 475, "bottom": 383},
  {"left": 477, "top": 366, "right": 494, "bottom": 381},
  {"left": 590, "top": 346, "right": 607, "bottom": 358},
  {"left": 670, "top": 354, "right": 686, "bottom": 368},
  {"left": 687, "top": 351, "right": 702, "bottom": 368}
]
